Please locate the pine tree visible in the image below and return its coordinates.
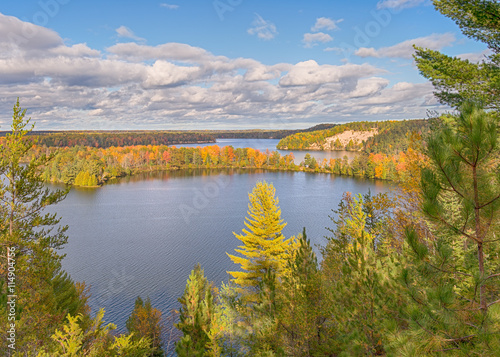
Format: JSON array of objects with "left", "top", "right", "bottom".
[
  {"left": 414, "top": 0, "right": 500, "bottom": 109},
  {"left": 0, "top": 99, "right": 86, "bottom": 353},
  {"left": 176, "top": 264, "right": 218, "bottom": 356},
  {"left": 395, "top": 102, "right": 500, "bottom": 354},
  {"left": 279, "top": 228, "right": 324, "bottom": 356},
  {"left": 321, "top": 193, "right": 400, "bottom": 355},
  {"left": 227, "top": 181, "right": 292, "bottom": 301}
]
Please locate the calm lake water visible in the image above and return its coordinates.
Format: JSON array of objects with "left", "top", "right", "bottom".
[{"left": 53, "top": 139, "right": 394, "bottom": 333}]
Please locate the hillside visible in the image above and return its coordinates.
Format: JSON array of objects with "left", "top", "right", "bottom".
[{"left": 277, "top": 119, "right": 429, "bottom": 155}]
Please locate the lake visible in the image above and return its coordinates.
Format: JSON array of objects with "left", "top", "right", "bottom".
[{"left": 53, "top": 139, "right": 394, "bottom": 333}]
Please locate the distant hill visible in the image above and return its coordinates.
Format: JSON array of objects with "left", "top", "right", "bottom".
[
  {"left": 277, "top": 119, "right": 429, "bottom": 155},
  {"left": 0, "top": 124, "right": 341, "bottom": 147}
]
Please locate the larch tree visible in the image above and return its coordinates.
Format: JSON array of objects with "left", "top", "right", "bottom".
[
  {"left": 226, "top": 181, "right": 297, "bottom": 355},
  {"left": 227, "top": 181, "right": 293, "bottom": 301}
]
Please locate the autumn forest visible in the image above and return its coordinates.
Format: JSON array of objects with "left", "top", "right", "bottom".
[{"left": 1, "top": 0, "right": 500, "bottom": 356}]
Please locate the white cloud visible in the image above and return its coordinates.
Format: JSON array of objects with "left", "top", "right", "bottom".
[
  {"left": 355, "top": 33, "right": 455, "bottom": 59},
  {"left": 107, "top": 42, "right": 213, "bottom": 62},
  {"left": 302, "top": 32, "right": 333, "bottom": 48},
  {"left": 311, "top": 17, "right": 343, "bottom": 32},
  {"left": 115, "top": 26, "right": 146, "bottom": 42},
  {"left": 247, "top": 14, "right": 278, "bottom": 40},
  {"left": 143, "top": 60, "right": 202, "bottom": 88},
  {"left": 0, "top": 13, "right": 445, "bottom": 129},
  {"left": 160, "top": 3, "right": 179, "bottom": 9},
  {"left": 279, "top": 60, "right": 382, "bottom": 87},
  {"left": 377, "top": 0, "right": 426, "bottom": 9},
  {"left": 348, "top": 77, "right": 390, "bottom": 98},
  {"left": 49, "top": 43, "right": 101, "bottom": 58},
  {"left": 457, "top": 49, "right": 492, "bottom": 63},
  {"left": 0, "top": 12, "right": 62, "bottom": 54}
]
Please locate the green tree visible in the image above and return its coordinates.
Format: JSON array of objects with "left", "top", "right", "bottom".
[
  {"left": 321, "top": 193, "right": 401, "bottom": 355},
  {"left": 0, "top": 99, "right": 87, "bottom": 353},
  {"left": 414, "top": 0, "right": 500, "bottom": 109},
  {"left": 176, "top": 264, "right": 218, "bottom": 356},
  {"left": 394, "top": 102, "right": 500, "bottom": 354},
  {"left": 279, "top": 228, "right": 324, "bottom": 356}
]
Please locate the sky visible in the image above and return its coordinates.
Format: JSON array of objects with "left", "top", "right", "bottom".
[{"left": 0, "top": 0, "right": 489, "bottom": 130}]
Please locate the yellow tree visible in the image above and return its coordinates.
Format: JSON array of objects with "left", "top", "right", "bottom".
[
  {"left": 226, "top": 181, "right": 296, "bottom": 355},
  {"left": 227, "top": 181, "right": 292, "bottom": 301}
]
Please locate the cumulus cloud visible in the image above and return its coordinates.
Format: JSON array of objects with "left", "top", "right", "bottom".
[
  {"left": 247, "top": 14, "right": 278, "bottom": 40},
  {"left": 348, "top": 77, "right": 390, "bottom": 98},
  {"left": 311, "top": 17, "right": 343, "bottom": 32},
  {"left": 107, "top": 42, "right": 213, "bottom": 62},
  {"left": 160, "top": 3, "right": 179, "bottom": 9},
  {"left": 115, "top": 26, "right": 146, "bottom": 42},
  {"left": 303, "top": 32, "right": 333, "bottom": 48},
  {"left": 279, "top": 60, "right": 382, "bottom": 87},
  {"left": 0, "top": 12, "right": 62, "bottom": 55},
  {"left": 355, "top": 33, "right": 455, "bottom": 59},
  {"left": 377, "top": 0, "right": 426, "bottom": 9},
  {"left": 0, "top": 13, "right": 444, "bottom": 129}
]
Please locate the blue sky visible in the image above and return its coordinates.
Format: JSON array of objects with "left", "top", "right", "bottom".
[{"left": 0, "top": 0, "right": 489, "bottom": 129}]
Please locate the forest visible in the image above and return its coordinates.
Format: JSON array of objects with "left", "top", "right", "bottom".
[
  {"left": 276, "top": 119, "right": 429, "bottom": 155},
  {"left": 0, "top": 130, "right": 216, "bottom": 148},
  {"left": 0, "top": 123, "right": 337, "bottom": 149},
  {"left": 33, "top": 138, "right": 412, "bottom": 187},
  {"left": 1, "top": 1, "right": 500, "bottom": 356}
]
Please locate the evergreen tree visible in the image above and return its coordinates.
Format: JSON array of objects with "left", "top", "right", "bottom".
[
  {"left": 321, "top": 193, "right": 400, "bottom": 355},
  {"left": 414, "top": 0, "right": 500, "bottom": 109},
  {"left": 279, "top": 228, "right": 324, "bottom": 356},
  {"left": 0, "top": 99, "right": 86, "bottom": 353},
  {"left": 394, "top": 102, "right": 500, "bottom": 354},
  {"left": 176, "top": 264, "right": 218, "bottom": 356}
]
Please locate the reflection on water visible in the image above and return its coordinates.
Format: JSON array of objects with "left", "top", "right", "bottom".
[{"left": 52, "top": 166, "right": 395, "bottom": 333}]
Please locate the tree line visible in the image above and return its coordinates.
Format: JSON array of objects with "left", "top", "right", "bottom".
[
  {"left": 0, "top": 123, "right": 338, "bottom": 148},
  {"left": 33, "top": 143, "right": 413, "bottom": 187},
  {"left": 7, "top": 131, "right": 217, "bottom": 148}
]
